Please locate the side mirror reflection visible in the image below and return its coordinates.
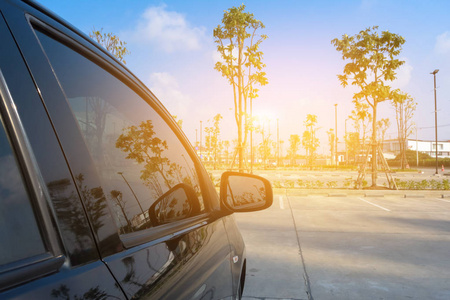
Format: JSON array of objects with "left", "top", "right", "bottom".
[
  {"left": 220, "top": 172, "right": 273, "bottom": 212},
  {"left": 149, "top": 183, "right": 200, "bottom": 226}
]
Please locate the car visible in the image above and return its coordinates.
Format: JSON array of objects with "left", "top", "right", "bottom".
[{"left": 0, "top": 0, "right": 273, "bottom": 299}]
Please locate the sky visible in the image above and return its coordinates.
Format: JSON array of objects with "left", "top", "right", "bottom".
[{"left": 37, "top": 0, "right": 450, "bottom": 155}]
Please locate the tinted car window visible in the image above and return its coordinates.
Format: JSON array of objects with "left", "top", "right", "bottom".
[
  {"left": 35, "top": 30, "right": 205, "bottom": 235},
  {"left": 0, "top": 112, "right": 46, "bottom": 266}
]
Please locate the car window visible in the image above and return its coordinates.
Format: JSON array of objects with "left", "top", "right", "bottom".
[
  {"left": 35, "top": 30, "right": 205, "bottom": 235},
  {"left": 0, "top": 112, "right": 46, "bottom": 266}
]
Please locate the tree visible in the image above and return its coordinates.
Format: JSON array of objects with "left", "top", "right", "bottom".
[
  {"left": 302, "top": 114, "right": 320, "bottom": 169},
  {"left": 223, "top": 140, "right": 230, "bottom": 166},
  {"left": 214, "top": 5, "right": 268, "bottom": 172},
  {"left": 327, "top": 129, "right": 336, "bottom": 164},
  {"left": 109, "top": 190, "right": 132, "bottom": 233},
  {"left": 332, "top": 26, "right": 406, "bottom": 186},
  {"left": 115, "top": 120, "right": 181, "bottom": 195},
  {"left": 393, "top": 94, "right": 416, "bottom": 169},
  {"left": 90, "top": 28, "right": 130, "bottom": 64},
  {"left": 172, "top": 115, "right": 183, "bottom": 129},
  {"left": 288, "top": 134, "right": 301, "bottom": 166},
  {"left": 377, "top": 118, "right": 390, "bottom": 148},
  {"left": 346, "top": 131, "right": 361, "bottom": 163},
  {"left": 256, "top": 123, "right": 271, "bottom": 168},
  {"left": 211, "top": 114, "right": 223, "bottom": 169},
  {"left": 87, "top": 29, "right": 130, "bottom": 164},
  {"left": 350, "top": 102, "right": 372, "bottom": 152}
]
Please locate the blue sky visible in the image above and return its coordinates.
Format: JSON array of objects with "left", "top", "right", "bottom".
[{"left": 38, "top": 0, "right": 450, "bottom": 154}]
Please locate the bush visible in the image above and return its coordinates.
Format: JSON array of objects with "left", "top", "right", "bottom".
[{"left": 326, "top": 181, "right": 337, "bottom": 188}]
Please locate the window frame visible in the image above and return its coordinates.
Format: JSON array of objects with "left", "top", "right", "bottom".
[
  {"left": 0, "top": 68, "right": 65, "bottom": 291},
  {"left": 27, "top": 16, "right": 219, "bottom": 249}
]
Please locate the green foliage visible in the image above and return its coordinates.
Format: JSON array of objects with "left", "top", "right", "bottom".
[
  {"left": 343, "top": 178, "right": 353, "bottom": 188},
  {"left": 315, "top": 180, "right": 324, "bottom": 189},
  {"left": 213, "top": 5, "right": 268, "bottom": 170},
  {"left": 394, "top": 178, "right": 450, "bottom": 190},
  {"left": 116, "top": 120, "right": 179, "bottom": 189},
  {"left": 288, "top": 134, "right": 301, "bottom": 165},
  {"left": 444, "top": 179, "right": 450, "bottom": 190},
  {"left": 284, "top": 180, "right": 295, "bottom": 188},
  {"left": 326, "top": 181, "right": 337, "bottom": 188},
  {"left": 302, "top": 114, "right": 320, "bottom": 168},
  {"left": 398, "top": 149, "right": 431, "bottom": 160},
  {"left": 90, "top": 28, "right": 130, "bottom": 64},
  {"left": 332, "top": 26, "right": 407, "bottom": 186},
  {"left": 272, "top": 180, "right": 282, "bottom": 188}
]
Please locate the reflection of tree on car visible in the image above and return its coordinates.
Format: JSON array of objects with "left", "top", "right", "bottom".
[
  {"left": 116, "top": 120, "right": 191, "bottom": 197},
  {"left": 109, "top": 190, "right": 132, "bottom": 234}
]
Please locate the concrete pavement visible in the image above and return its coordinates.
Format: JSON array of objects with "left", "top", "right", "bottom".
[
  {"left": 235, "top": 190, "right": 450, "bottom": 300},
  {"left": 236, "top": 194, "right": 309, "bottom": 300}
]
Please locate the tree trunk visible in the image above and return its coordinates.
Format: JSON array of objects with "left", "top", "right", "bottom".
[
  {"left": 371, "top": 103, "right": 378, "bottom": 187},
  {"left": 238, "top": 39, "right": 244, "bottom": 172}
]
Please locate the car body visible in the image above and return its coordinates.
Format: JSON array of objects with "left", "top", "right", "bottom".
[{"left": 0, "top": 0, "right": 273, "bottom": 299}]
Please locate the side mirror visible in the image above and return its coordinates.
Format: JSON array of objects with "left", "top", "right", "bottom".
[
  {"left": 220, "top": 171, "right": 273, "bottom": 212},
  {"left": 149, "top": 183, "right": 200, "bottom": 226}
]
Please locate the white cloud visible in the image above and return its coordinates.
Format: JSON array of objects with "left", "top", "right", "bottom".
[
  {"left": 129, "top": 4, "right": 205, "bottom": 52},
  {"left": 148, "top": 72, "right": 191, "bottom": 116},
  {"left": 392, "top": 59, "right": 413, "bottom": 89},
  {"left": 435, "top": 31, "right": 450, "bottom": 54}
]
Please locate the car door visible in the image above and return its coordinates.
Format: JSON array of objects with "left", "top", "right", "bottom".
[
  {"left": 0, "top": 3, "right": 126, "bottom": 299},
  {"left": 2, "top": 2, "right": 237, "bottom": 299}
]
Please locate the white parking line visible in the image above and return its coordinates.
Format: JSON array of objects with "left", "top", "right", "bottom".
[
  {"left": 435, "top": 198, "right": 450, "bottom": 203},
  {"left": 358, "top": 197, "right": 391, "bottom": 212},
  {"left": 279, "top": 195, "right": 285, "bottom": 210}
]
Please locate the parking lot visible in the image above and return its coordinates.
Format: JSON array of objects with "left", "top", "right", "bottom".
[{"left": 235, "top": 189, "right": 450, "bottom": 300}]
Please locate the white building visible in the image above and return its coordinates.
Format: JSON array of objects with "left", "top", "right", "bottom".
[{"left": 382, "top": 139, "right": 450, "bottom": 158}]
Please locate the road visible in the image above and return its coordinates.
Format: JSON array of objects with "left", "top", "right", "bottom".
[{"left": 235, "top": 189, "right": 450, "bottom": 300}]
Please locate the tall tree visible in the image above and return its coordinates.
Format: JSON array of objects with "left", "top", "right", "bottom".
[
  {"left": 332, "top": 26, "right": 406, "bottom": 186},
  {"left": 377, "top": 118, "right": 390, "bottom": 148},
  {"left": 211, "top": 114, "right": 223, "bottom": 169},
  {"left": 350, "top": 102, "right": 372, "bottom": 153},
  {"left": 327, "top": 129, "right": 336, "bottom": 164},
  {"left": 302, "top": 114, "right": 320, "bottom": 169},
  {"left": 346, "top": 131, "right": 361, "bottom": 163},
  {"left": 256, "top": 123, "right": 271, "bottom": 168},
  {"left": 393, "top": 93, "right": 416, "bottom": 169},
  {"left": 214, "top": 5, "right": 268, "bottom": 172},
  {"left": 288, "top": 134, "right": 301, "bottom": 166}
]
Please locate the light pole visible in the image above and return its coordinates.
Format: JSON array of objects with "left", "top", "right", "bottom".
[
  {"left": 334, "top": 104, "right": 338, "bottom": 168},
  {"left": 431, "top": 69, "right": 439, "bottom": 175}
]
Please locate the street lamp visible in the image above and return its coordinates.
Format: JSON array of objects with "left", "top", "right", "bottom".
[{"left": 431, "top": 69, "right": 439, "bottom": 175}]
